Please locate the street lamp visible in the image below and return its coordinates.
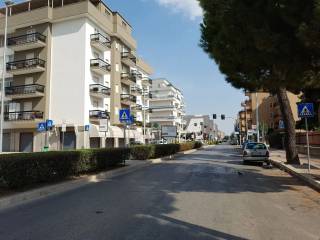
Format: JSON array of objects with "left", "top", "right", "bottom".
[{"left": 0, "top": 0, "right": 14, "bottom": 152}]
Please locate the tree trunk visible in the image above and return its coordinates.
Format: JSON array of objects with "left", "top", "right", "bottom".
[{"left": 276, "top": 87, "right": 301, "bottom": 165}]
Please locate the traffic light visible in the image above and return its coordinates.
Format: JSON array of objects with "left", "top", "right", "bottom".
[
  {"left": 221, "top": 114, "right": 226, "bottom": 120},
  {"left": 213, "top": 114, "right": 217, "bottom": 119}
]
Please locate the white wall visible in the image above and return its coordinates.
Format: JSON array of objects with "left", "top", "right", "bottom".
[{"left": 50, "top": 18, "right": 87, "bottom": 125}]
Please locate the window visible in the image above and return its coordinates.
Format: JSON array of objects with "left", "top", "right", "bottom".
[
  {"left": 194, "top": 123, "right": 197, "bottom": 127},
  {"left": 200, "top": 122, "right": 203, "bottom": 126}
]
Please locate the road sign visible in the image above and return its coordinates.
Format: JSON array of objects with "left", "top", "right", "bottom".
[
  {"left": 119, "top": 109, "right": 130, "bottom": 122},
  {"left": 99, "top": 119, "right": 108, "bottom": 132},
  {"left": 37, "top": 122, "right": 47, "bottom": 132},
  {"left": 298, "top": 103, "right": 314, "bottom": 118},
  {"left": 279, "top": 120, "right": 285, "bottom": 129},
  {"left": 161, "top": 125, "right": 177, "bottom": 138},
  {"left": 46, "top": 119, "right": 54, "bottom": 128},
  {"left": 61, "top": 124, "right": 67, "bottom": 132}
]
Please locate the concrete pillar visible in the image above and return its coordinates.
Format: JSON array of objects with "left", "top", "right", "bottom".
[
  {"left": 101, "top": 137, "right": 106, "bottom": 148},
  {"left": 114, "top": 137, "right": 119, "bottom": 148}
]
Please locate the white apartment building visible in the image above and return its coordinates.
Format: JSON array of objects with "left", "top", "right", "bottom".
[
  {"left": 149, "top": 78, "right": 185, "bottom": 139},
  {"left": 184, "top": 115, "right": 217, "bottom": 141},
  {"left": 0, "top": 0, "right": 153, "bottom": 152}
]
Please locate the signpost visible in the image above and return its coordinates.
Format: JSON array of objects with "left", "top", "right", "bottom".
[
  {"left": 37, "top": 120, "right": 54, "bottom": 152},
  {"left": 298, "top": 103, "right": 314, "bottom": 173},
  {"left": 161, "top": 125, "right": 177, "bottom": 142},
  {"left": 119, "top": 109, "right": 132, "bottom": 148}
]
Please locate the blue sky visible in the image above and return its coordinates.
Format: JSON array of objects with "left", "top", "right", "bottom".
[{"left": 104, "top": 0, "right": 243, "bottom": 134}]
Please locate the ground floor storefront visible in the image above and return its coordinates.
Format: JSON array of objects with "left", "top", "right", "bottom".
[{"left": 3, "top": 125, "right": 153, "bottom": 152}]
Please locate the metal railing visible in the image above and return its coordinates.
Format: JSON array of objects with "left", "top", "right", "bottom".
[
  {"left": 90, "top": 58, "right": 111, "bottom": 72},
  {"left": 150, "top": 105, "right": 176, "bottom": 110},
  {"left": 5, "top": 84, "right": 45, "bottom": 95},
  {"left": 121, "top": 52, "right": 137, "bottom": 63},
  {"left": 121, "top": 72, "right": 136, "bottom": 83},
  {"left": 8, "top": 32, "right": 46, "bottom": 46},
  {"left": 89, "top": 84, "right": 111, "bottom": 96},
  {"left": 131, "top": 104, "right": 143, "bottom": 111},
  {"left": 120, "top": 94, "right": 137, "bottom": 102},
  {"left": 4, "top": 111, "right": 44, "bottom": 121},
  {"left": 90, "top": 33, "right": 111, "bottom": 48},
  {"left": 130, "top": 86, "right": 142, "bottom": 94},
  {"left": 6, "top": 58, "right": 45, "bottom": 71},
  {"left": 89, "top": 110, "right": 110, "bottom": 119}
]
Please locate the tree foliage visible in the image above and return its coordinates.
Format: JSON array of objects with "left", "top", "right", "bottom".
[{"left": 199, "top": 0, "right": 320, "bottom": 92}]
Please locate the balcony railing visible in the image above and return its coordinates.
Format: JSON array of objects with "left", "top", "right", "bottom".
[
  {"left": 121, "top": 52, "right": 137, "bottom": 64},
  {"left": 5, "top": 84, "right": 45, "bottom": 96},
  {"left": 90, "top": 58, "right": 111, "bottom": 72},
  {"left": 89, "top": 84, "right": 111, "bottom": 96},
  {"left": 131, "top": 71, "right": 142, "bottom": 79},
  {"left": 90, "top": 33, "right": 111, "bottom": 49},
  {"left": 131, "top": 104, "right": 143, "bottom": 111},
  {"left": 121, "top": 72, "right": 137, "bottom": 83},
  {"left": 8, "top": 33, "right": 46, "bottom": 47},
  {"left": 121, "top": 94, "right": 137, "bottom": 102},
  {"left": 89, "top": 110, "right": 110, "bottom": 119},
  {"left": 150, "top": 105, "right": 176, "bottom": 110},
  {"left": 130, "top": 86, "right": 142, "bottom": 94},
  {"left": 142, "top": 77, "right": 152, "bottom": 85},
  {"left": 6, "top": 58, "right": 45, "bottom": 71},
  {"left": 4, "top": 111, "right": 44, "bottom": 121}
]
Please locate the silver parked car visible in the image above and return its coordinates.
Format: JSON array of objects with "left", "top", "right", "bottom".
[{"left": 243, "top": 142, "right": 269, "bottom": 164}]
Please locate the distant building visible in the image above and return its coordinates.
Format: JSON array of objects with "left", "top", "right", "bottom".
[{"left": 184, "top": 115, "right": 221, "bottom": 141}]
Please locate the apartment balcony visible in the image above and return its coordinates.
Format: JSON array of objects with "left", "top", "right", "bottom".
[
  {"left": 4, "top": 111, "right": 44, "bottom": 122},
  {"left": 121, "top": 52, "right": 137, "bottom": 67},
  {"left": 121, "top": 72, "right": 136, "bottom": 85},
  {"left": 90, "top": 58, "right": 111, "bottom": 75},
  {"left": 120, "top": 94, "right": 137, "bottom": 105},
  {"left": 131, "top": 104, "right": 143, "bottom": 112},
  {"left": 5, "top": 84, "right": 45, "bottom": 99},
  {"left": 89, "top": 110, "right": 110, "bottom": 120},
  {"left": 6, "top": 58, "right": 45, "bottom": 75},
  {"left": 150, "top": 105, "right": 176, "bottom": 111},
  {"left": 8, "top": 33, "right": 46, "bottom": 52},
  {"left": 90, "top": 33, "right": 111, "bottom": 51},
  {"left": 130, "top": 86, "right": 142, "bottom": 96},
  {"left": 150, "top": 116, "right": 177, "bottom": 122},
  {"left": 131, "top": 71, "right": 142, "bottom": 80},
  {"left": 90, "top": 84, "right": 111, "bottom": 98},
  {"left": 142, "top": 77, "right": 152, "bottom": 86}
]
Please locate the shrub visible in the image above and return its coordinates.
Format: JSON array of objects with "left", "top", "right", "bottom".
[
  {"left": 179, "top": 142, "right": 195, "bottom": 151},
  {"left": 152, "top": 144, "right": 180, "bottom": 158},
  {"left": 130, "top": 145, "right": 154, "bottom": 160},
  {"left": 194, "top": 141, "right": 203, "bottom": 149},
  {"left": 0, "top": 148, "right": 129, "bottom": 189}
]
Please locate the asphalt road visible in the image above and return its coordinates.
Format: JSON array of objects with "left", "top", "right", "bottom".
[{"left": 0, "top": 145, "right": 320, "bottom": 240}]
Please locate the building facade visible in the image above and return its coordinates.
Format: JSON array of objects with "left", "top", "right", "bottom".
[
  {"left": 149, "top": 79, "right": 185, "bottom": 140},
  {"left": 184, "top": 115, "right": 217, "bottom": 141},
  {"left": 0, "top": 0, "right": 153, "bottom": 152}
]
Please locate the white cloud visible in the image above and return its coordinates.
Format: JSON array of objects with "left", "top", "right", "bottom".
[{"left": 154, "top": 0, "right": 203, "bottom": 21}]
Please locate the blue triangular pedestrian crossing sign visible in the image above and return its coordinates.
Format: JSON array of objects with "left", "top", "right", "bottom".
[
  {"left": 119, "top": 109, "right": 131, "bottom": 122},
  {"left": 298, "top": 103, "right": 314, "bottom": 118}
]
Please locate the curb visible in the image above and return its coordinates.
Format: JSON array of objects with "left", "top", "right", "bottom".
[
  {"left": 0, "top": 147, "right": 203, "bottom": 211},
  {"left": 270, "top": 159, "right": 320, "bottom": 192}
]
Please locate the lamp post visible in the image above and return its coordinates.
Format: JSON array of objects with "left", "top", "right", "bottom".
[{"left": 0, "top": 1, "right": 14, "bottom": 152}]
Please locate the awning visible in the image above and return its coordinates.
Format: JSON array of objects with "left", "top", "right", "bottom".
[{"left": 110, "top": 126, "right": 124, "bottom": 138}]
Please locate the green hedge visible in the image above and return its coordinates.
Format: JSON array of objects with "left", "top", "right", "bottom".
[
  {"left": 0, "top": 148, "right": 129, "bottom": 189},
  {"left": 0, "top": 142, "right": 203, "bottom": 189},
  {"left": 130, "top": 142, "right": 203, "bottom": 160}
]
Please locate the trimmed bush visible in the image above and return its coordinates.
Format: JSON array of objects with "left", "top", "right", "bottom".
[
  {"left": 152, "top": 144, "right": 180, "bottom": 158},
  {"left": 179, "top": 142, "right": 195, "bottom": 151},
  {"left": 130, "top": 145, "right": 154, "bottom": 160},
  {"left": 194, "top": 141, "right": 203, "bottom": 149},
  {"left": 0, "top": 148, "right": 129, "bottom": 189}
]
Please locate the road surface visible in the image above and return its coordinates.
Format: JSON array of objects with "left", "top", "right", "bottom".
[{"left": 0, "top": 145, "right": 319, "bottom": 240}]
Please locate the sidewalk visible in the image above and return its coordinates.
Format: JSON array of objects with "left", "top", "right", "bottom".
[{"left": 270, "top": 149, "right": 320, "bottom": 191}]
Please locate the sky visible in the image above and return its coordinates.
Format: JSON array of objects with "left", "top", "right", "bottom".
[{"left": 104, "top": 0, "right": 244, "bottom": 134}]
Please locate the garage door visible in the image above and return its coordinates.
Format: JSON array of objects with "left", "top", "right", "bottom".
[
  {"left": 19, "top": 133, "right": 33, "bottom": 152},
  {"left": 61, "top": 132, "right": 76, "bottom": 150},
  {"left": 3, "top": 133, "right": 11, "bottom": 152}
]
